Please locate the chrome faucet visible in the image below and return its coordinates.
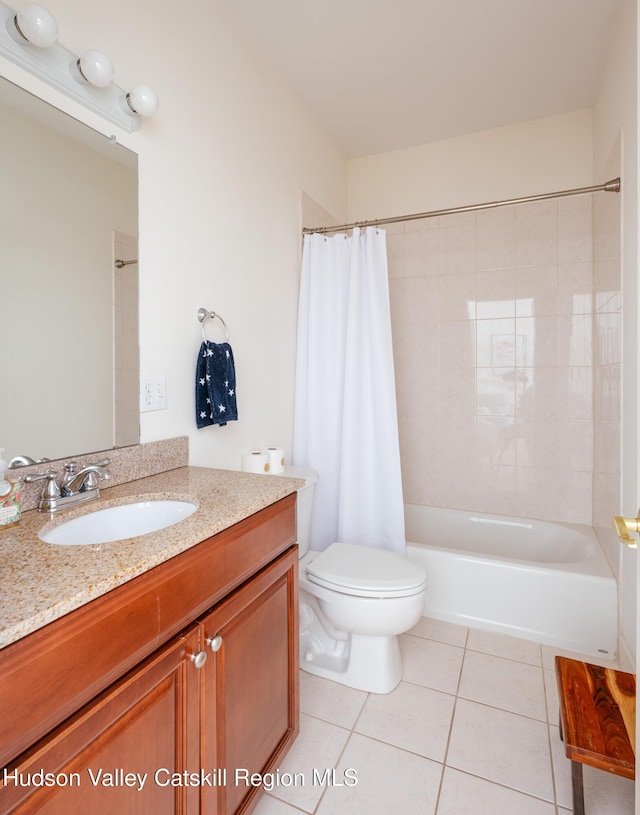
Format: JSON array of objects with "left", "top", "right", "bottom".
[
  {"left": 60, "top": 461, "right": 112, "bottom": 496},
  {"left": 26, "top": 460, "right": 112, "bottom": 512}
]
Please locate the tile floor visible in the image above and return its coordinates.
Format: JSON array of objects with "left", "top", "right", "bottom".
[{"left": 254, "top": 618, "right": 635, "bottom": 815}]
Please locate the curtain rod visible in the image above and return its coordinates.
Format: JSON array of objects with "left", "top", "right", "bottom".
[{"left": 302, "top": 177, "right": 621, "bottom": 235}]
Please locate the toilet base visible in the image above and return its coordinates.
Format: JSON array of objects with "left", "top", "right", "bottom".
[{"left": 299, "top": 596, "right": 403, "bottom": 694}]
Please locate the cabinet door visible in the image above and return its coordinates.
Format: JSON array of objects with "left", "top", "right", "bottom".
[
  {"left": 1, "top": 626, "right": 202, "bottom": 815},
  {"left": 200, "top": 547, "right": 299, "bottom": 815}
]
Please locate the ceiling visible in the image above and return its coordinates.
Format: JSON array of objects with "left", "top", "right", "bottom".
[{"left": 222, "top": 0, "right": 622, "bottom": 158}]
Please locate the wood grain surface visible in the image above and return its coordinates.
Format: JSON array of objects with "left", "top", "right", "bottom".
[{"left": 555, "top": 656, "right": 635, "bottom": 779}]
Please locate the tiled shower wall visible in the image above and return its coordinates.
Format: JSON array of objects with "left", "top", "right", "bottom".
[{"left": 389, "top": 191, "right": 621, "bottom": 526}]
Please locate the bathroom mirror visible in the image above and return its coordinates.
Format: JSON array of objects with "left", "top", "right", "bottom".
[{"left": 0, "top": 76, "right": 139, "bottom": 465}]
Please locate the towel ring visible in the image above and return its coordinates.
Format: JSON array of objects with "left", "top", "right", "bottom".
[{"left": 197, "top": 307, "right": 229, "bottom": 343}]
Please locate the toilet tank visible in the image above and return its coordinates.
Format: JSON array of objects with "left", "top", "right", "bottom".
[{"left": 279, "top": 466, "right": 318, "bottom": 557}]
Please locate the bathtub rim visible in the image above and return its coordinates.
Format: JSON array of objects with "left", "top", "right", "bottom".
[{"left": 403, "top": 503, "right": 614, "bottom": 578}]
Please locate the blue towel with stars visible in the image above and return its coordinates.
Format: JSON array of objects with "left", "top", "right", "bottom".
[{"left": 196, "top": 341, "right": 238, "bottom": 428}]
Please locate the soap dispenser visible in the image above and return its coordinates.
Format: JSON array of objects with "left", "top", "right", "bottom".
[{"left": 0, "top": 449, "right": 21, "bottom": 529}]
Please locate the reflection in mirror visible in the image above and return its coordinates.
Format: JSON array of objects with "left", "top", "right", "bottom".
[{"left": 0, "top": 76, "right": 139, "bottom": 465}]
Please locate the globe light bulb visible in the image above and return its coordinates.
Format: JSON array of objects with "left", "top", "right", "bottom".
[
  {"left": 77, "top": 50, "right": 114, "bottom": 87},
  {"left": 14, "top": 3, "right": 58, "bottom": 47},
  {"left": 126, "top": 85, "right": 159, "bottom": 117}
]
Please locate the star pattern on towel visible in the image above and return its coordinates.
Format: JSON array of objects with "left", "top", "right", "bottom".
[{"left": 196, "top": 340, "right": 237, "bottom": 429}]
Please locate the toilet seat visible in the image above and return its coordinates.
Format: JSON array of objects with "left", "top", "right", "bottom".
[{"left": 305, "top": 542, "right": 427, "bottom": 598}]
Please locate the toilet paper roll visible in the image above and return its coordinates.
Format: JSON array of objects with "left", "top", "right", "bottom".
[
  {"left": 264, "top": 447, "right": 285, "bottom": 475},
  {"left": 241, "top": 451, "right": 270, "bottom": 474}
]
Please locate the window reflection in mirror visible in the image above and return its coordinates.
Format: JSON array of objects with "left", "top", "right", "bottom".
[{"left": 0, "top": 77, "right": 139, "bottom": 465}]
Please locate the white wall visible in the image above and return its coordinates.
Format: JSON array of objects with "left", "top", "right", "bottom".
[
  {"left": 348, "top": 109, "right": 594, "bottom": 221},
  {"left": 592, "top": 0, "right": 637, "bottom": 663},
  {"left": 0, "top": 0, "right": 347, "bottom": 472}
]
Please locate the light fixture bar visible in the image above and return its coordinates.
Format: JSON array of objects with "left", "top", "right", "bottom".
[{"left": 0, "top": 1, "right": 140, "bottom": 131}]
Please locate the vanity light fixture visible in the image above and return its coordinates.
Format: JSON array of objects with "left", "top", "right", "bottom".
[{"left": 0, "top": 0, "right": 158, "bottom": 131}]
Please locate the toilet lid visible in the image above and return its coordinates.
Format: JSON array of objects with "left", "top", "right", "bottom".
[{"left": 306, "top": 542, "right": 427, "bottom": 598}]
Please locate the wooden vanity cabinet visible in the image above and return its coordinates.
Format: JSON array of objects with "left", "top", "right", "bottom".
[
  {"left": 0, "top": 496, "right": 299, "bottom": 815},
  {"left": 199, "top": 546, "right": 299, "bottom": 815}
]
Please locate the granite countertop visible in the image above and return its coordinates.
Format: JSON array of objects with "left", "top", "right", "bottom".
[{"left": 0, "top": 466, "right": 303, "bottom": 651}]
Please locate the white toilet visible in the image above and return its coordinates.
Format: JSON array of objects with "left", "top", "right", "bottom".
[{"left": 284, "top": 466, "right": 427, "bottom": 694}]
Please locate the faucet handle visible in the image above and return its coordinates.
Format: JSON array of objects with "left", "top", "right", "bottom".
[
  {"left": 24, "top": 470, "right": 61, "bottom": 499},
  {"left": 82, "top": 471, "right": 101, "bottom": 490},
  {"left": 61, "top": 461, "right": 78, "bottom": 486}
]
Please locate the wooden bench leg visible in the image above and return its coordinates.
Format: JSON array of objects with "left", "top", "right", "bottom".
[{"left": 571, "top": 760, "right": 585, "bottom": 815}]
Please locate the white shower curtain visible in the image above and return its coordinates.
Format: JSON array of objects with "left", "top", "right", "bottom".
[{"left": 293, "top": 227, "right": 405, "bottom": 554}]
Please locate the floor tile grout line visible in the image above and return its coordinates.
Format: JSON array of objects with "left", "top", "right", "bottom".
[
  {"left": 407, "top": 627, "right": 550, "bottom": 670},
  {"left": 350, "top": 689, "right": 370, "bottom": 734},
  {"left": 400, "top": 682, "right": 551, "bottom": 727},
  {"left": 464, "top": 647, "right": 543, "bottom": 668},
  {"left": 434, "top": 628, "right": 472, "bottom": 813},
  {"left": 395, "top": 676, "right": 458, "bottom": 701},
  {"left": 298, "top": 709, "right": 357, "bottom": 734},
  {"left": 541, "top": 666, "right": 564, "bottom": 813},
  {"left": 263, "top": 795, "right": 311, "bottom": 814},
  {"left": 547, "top": 720, "right": 563, "bottom": 815},
  {"left": 440, "top": 764, "right": 563, "bottom": 809},
  {"left": 433, "top": 646, "right": 467, "bottom": 815},
  {"left": 310, "top": 724, "right": 364, "bottom": 815}
]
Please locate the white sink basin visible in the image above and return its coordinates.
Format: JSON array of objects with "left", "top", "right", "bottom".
[{"left": 40, "top": 500, "right": 198, "bottom": 546}]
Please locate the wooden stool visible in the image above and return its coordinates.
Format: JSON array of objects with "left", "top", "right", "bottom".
[{"left": 555, "top": 656, "right": 635, "bottom": 815}]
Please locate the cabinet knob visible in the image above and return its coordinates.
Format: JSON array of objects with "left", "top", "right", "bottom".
[
  {"left": 190, "top": 650, "right": 207, "bottom": 669},
  {"left": 206, "top": 635, "right": 223, "bottom": 652}
]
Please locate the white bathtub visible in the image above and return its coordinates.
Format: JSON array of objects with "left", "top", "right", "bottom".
[{"left": 405, "top": 504, "right": 618, "bottom": 657}]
